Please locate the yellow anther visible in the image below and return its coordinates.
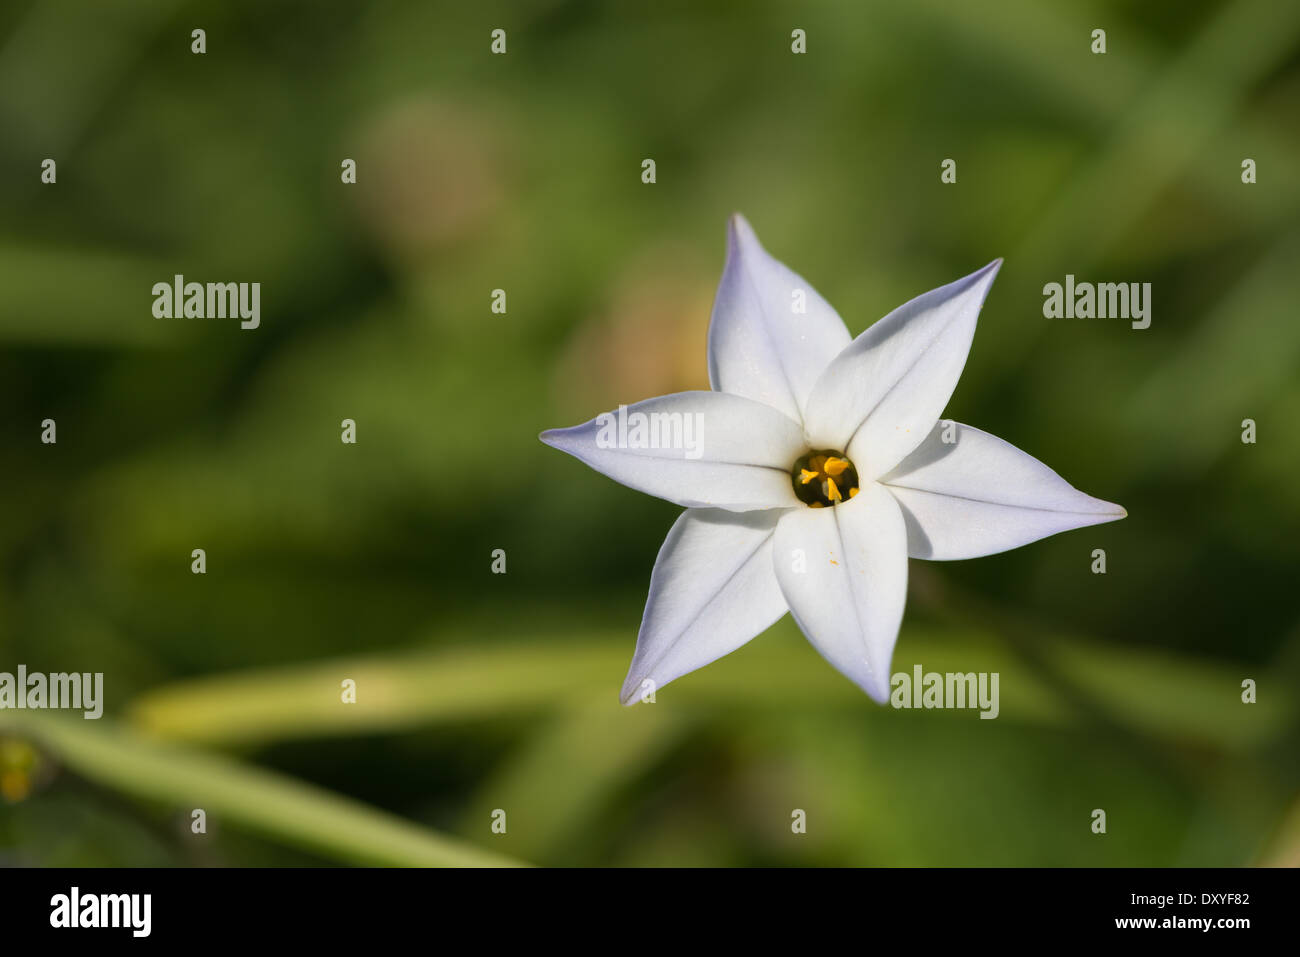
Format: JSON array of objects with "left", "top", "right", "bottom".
[
  {"left": 823, "top": 457, "right": 848, "bottom": 477},
  {"left": 849, "top": 486, "right": 859, "bottom": 499},
  {"left": 810, "top": 502, "right": 825, "bottom": 508},
  {"left": 825, "top": 477, "right": 842, "bottom": 501},
  {"left": 800, "top": 469, "right": 819, "bottom": 485}
]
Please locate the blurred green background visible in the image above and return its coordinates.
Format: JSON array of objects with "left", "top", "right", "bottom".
[{"left": 2, "top": 0, "right": 1299, "bottom": 866}]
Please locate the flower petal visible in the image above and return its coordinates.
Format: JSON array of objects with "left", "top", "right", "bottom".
[
  {"left": 621, "top": 508, "right": 788, "bottom": 704},
  {"left": 772, "top": 482, "right": 909, "bottom": 702},
  {"left": 880, "top": 421, "right": 1127, "bottom": 560},
  {"left": 803, "top": 260, "right": 1002, "bottom": 480},
  {"left": 540, "top": 391, "right": 804, "bottom": 511},
  {"left": 707, "top": 214, "right": 852, "bottom": 424}
]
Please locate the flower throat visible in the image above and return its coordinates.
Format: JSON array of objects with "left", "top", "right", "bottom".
[{"left": 791, "top": 450, "right": 859, "bottom": 508}]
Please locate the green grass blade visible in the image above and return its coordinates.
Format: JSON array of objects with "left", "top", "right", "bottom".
[{"left": 1, "top": 712, "right": 526, "bottom": 867}]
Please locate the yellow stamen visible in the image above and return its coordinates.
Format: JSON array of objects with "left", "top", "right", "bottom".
[
  {"left": 825, "top": 477, "right": 841, "bottom": 501},
  {"left": 823, "top": 457, "right": 848, "bottom": 477},
  {"left": 809, "top": 502, "right": 825, "bottom": 509},
  {"left": 849, "top": 486, "right": 859, "bottom": 499},
  {"left": 799, "top": 469, "right": 819, "bottom": 485}
]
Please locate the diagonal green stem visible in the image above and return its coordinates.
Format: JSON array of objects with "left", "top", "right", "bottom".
[{"left": 1, "top": 711, "right": 527, "bottom": 868}]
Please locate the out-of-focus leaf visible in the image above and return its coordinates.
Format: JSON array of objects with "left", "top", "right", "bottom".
[
  {"left": 0, "top": 244, "right": 174, "bottom": 345},
  {"left": 1256, "top": 794, "right": 1300, "bottom": 867},
  {"left": 460, "top": 694, "right": 689, "bottom": 863},
  {"left": 127, "top": 619, "right": 1289, "bottom": 753},
  {"left": 0, "top": 712, "right": 525, "bottom": 867}
]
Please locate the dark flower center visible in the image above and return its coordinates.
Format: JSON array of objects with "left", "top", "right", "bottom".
[{"left": 790, "top": 450, "right": 859, "bottom": 508}]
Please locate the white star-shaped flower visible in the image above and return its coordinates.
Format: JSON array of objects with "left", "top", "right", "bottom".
[{"left": 542, "top": 215, "right": 1126, "bottom": 704}]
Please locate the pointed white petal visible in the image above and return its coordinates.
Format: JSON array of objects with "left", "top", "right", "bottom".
[
  {"left": 708, "top": 214, "right": 852, "bottom": 424},
  {"left": 803, "top": 260, "right": 1002, "bottom": 480},
  {"left": 621, "top": 508, "right": 788, "bottom": 704},
  {"left": 771, "top": 483, "right": 909, "bottom": 703},
  {"left": 880, "top": 421, "right": 1127, "bottom": 560},
  {"left": 540, "top": 391, "right": 803, "bottom": 511}
]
